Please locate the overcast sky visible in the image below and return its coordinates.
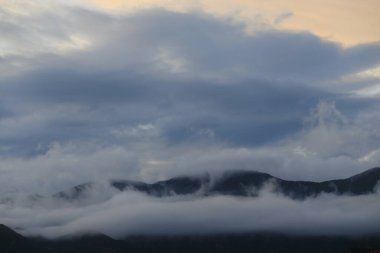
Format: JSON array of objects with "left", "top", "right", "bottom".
[
  {"left": 0, "top": 0, "right": 380, "bottom": 195},
  {"left": 1, "top": 0, "right": 380, "bottom": 238}
]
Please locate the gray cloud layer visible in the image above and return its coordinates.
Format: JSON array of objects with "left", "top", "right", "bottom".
[{"left": 0, "top": 6, "right": 379, "bottom": 182}]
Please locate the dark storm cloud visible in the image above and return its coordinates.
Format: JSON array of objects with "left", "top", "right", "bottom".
[
  {"left": 3, "top": 69, "right": 155, "bottom": 104},
  {"left": 0, "top": 72, "right": 374, "bottom": 154},
  {"left": 160, "top": 80, "right": 326, "bottom": 145},
  {"left": 0, "top": 66, "right": 337, "bottom": 152}
]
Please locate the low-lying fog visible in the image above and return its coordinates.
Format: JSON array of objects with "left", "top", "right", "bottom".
[{"left": 1, "top": 185, "right": 379, "bottom": 239}]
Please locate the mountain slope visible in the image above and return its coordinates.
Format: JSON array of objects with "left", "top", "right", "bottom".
[{"left": 0, "top": 224, "right": 42, "bottom": 253}]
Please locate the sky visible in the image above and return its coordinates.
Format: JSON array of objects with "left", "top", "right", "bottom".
[
  {"left": 0, "top": 0, "right": 380, "bottom": 238},
  {"left": 0, "top": 0, "right": 380, "bottom": 189}
]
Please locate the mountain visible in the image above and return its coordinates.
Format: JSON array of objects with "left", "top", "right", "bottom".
[
  {"left": 54, "top": 167, "right": 380, "bottom": 201},
  {"left": 111, "top": 175, "right": 209, "bottom": 197},
  {"left": 2, "top": 168, "right": 378, "bottom": 204},
  {"left": 210, "top": 167, "right": 380, "bottom": 199},
  {"left": 0, "top": 224, "right": 42, "bottom": 253},
  {"left": 1, "top": 224, "right": 380, "bottom": 253},
  {"left": 52, "top": 182, "right": 97, "bottom": 200}
]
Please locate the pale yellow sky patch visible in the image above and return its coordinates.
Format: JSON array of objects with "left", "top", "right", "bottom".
[{"left": 91, "top": 0, "right": 194, "bottom": 13}]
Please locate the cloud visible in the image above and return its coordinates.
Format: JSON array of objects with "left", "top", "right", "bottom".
[
  {"left": 75, "top": 11, "right": 380, "bottom": 83},
  {"left": 1, "top": 188, "right": 380, "bottom": 239},
  {"left": 0, "top": 144, "right": 141, "bottom": 196},
  {"left": 0, "top": 100, "right": 379, "bottom": 198},
  {"left": 2, "top": 7, "right": 380, "bottom": 80}
]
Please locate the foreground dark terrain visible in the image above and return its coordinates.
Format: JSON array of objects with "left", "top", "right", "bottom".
[{"left": 1, "top": 224, "right": 380, "bottom": 253}]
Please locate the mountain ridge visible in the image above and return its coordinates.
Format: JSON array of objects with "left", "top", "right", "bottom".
[
  {"left": 1, "top": 168, "right": 378, "bottom": 205},
  {"left": 53, "top": 167, "right": 380, "bottom": 201}
]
